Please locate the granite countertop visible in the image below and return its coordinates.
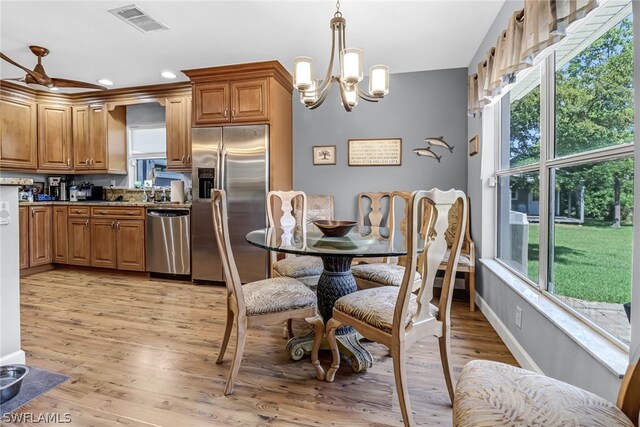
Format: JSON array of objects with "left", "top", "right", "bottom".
[
  {"left": 0, "top": 178, "right": 34, "bottom": 186},
  {"left": 18, "top": 201, "right": 192, "bottom": 209}
]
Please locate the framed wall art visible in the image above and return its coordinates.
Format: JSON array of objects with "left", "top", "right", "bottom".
[
  {"left": 348, "top": 138, "right": 402, "bottom": 166},
  {"left": 312, "top": 145, "right": 337, "bottom": 165},
  {"left": 468, "top": 135, "right": 479, "bottom": 156}
]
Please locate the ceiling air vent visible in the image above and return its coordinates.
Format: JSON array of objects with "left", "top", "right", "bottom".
[{"left": 108, "top": 5, "right": 169, "bottom": 33}]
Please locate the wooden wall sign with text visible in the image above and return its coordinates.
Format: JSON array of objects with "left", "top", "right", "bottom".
[{"left": 348, "top": 138, "right": 402, "bottom": 166}]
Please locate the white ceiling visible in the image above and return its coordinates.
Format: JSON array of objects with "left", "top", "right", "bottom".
[{"left": 0, "top": 1, "right": 505, "bottom": 90}]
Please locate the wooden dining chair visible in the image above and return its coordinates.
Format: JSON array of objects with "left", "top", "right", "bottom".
[
  {"left": 453, "top": 359, "right": 639, "bottom": 426},
  {"left": 438, "top": 197, "right": 476, "bottom": 311},
  {"left": 351, "top": 191, "right": 423, "bottom": 291},
  {"left": 267, "top": 191, "right": 326, "bottom": 339},
  {"left": 325, "top": 189, "right": 467, "bottom": 426},
  {"left": 212, "top": 189, "right": 325, "bottom": 395},
  {"left": 267, "top": 191, "right": 324, "bottom": 288}
]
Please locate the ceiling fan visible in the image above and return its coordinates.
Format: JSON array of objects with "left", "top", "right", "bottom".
[{"left": 1, "top": 45, "right": 107, "bottom": 91}]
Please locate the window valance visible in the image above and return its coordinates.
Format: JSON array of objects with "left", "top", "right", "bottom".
[{"left": 468, "top": 0, "right": 599, "bottom": 116}]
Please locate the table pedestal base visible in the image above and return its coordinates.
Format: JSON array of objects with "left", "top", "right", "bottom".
[
  {"left": 286, "top": 255, "right": 373, "bottom": 373},
  {"left": 286, "top": 330, "right": 373, "bottom": 373}
]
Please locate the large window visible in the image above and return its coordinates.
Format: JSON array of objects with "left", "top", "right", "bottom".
[{"left": 496, "top": 1, "right": 634, "bottom": 345}]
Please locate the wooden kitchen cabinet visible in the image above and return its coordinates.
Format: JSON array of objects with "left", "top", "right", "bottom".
[
  {"left": 166, "top": 96, "right": 192, "bottom": 171},
  {"left": 230, "top": 79, "right": 268, "bottom": 123},
  {"left": 52, "top": 206, "right": 68, "bottom": 263},
  {"left": 0, "top": 94, "right": 38, "bottom": 170},
  {"left": 28, "top": 206, "right": 52, "bottom": 267},
  {"left": 192, "top": 78, "right": 268, "bottom": 125},
  {"left": 89, "top": 209, "right": 145, "bottom": 271},
  {"left": 38, "top": 103, "right": 73, "bottom": 171},
  {"left": 90, "top": 219, "right": 118, "bottom": 269},
  {"left": 19, "top": 207, "right": 29, "bottom": 269},
  {"left": 116, "top": 220, "right": 145, "bottom": 271},
  {"left": 72, "top": 105, "right": 90, "bottom": 171},
  {"left": 68, "top": 217, "right": 91, "bottom": 266},
  {"left": 73, "top": 104, "right": 127, "bottom": 174},
  {"left": 193, "top": 82, "right": 229, "bottom": 125}
]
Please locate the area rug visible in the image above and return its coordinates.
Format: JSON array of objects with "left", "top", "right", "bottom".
[{"left": 1, "top": 367, "right": 68, "bottom": 416}]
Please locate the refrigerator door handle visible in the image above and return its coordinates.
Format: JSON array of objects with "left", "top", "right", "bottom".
[{"left": 220, "top": 143, "right": 227, "bottom": 192}]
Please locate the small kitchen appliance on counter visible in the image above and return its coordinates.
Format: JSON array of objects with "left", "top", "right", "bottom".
[
  {"left": 69, "top": 186, "right": 80, "bottom": 202},
  {"left": 47, "top": 176, "right": 62, "bottom": 199}
]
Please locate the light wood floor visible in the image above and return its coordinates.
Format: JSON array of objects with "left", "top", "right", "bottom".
[{"left": 14, "top": 269, "right": 517, "bottom": 426}]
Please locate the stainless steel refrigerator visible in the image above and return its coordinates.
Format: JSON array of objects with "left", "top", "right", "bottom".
[{"left": 191, "top": 125, "right": 269, "bottom": 284}]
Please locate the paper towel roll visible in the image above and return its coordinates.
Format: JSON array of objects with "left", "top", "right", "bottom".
[{"left": 170, "top": 180, "right": 185, "bottom": 203}]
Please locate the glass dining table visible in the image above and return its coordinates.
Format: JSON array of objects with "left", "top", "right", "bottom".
[{"left": 246, "top": 225, "right": 422, "bottom": 372}]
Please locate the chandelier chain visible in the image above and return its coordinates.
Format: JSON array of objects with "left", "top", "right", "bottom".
[{"left": 334, "top": 0, "right": 342, "bottom": 17}]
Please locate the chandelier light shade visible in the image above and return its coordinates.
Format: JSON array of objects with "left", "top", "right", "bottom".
[
  {"left": 340, "top": 48, "right": 363, "bottom": 84},
  {"left": 292, "top": 0, "right": 389, "bottom": 112},
  {"left": 369, "top": 65, "right": 389, "bottom": 96},
  {"left": 293, "top": 56, "right": 314, "bottom": 90}
]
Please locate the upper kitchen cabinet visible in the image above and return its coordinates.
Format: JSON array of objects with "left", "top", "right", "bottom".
[
  {"left": 231, "top": 79, "right": 268, "bottom": 123},
  {"left": 184, "top": 61, "right": 293, "bottom": 191},
  {"left": 191, "top": 79, "right": 267, "bottom": 125},
  {"left": 165, "top": 96, "right": 192, "bottom": 171},
  {"left": 193, "top": 82, "right": 229, "bottom": 125},
  {"left": 38, "top": 103, "right": 73, "bottom": 171},
  {"left": 73, "top": 104, "right": 127, "bottom": 174},
  {"left": 185, "top": 61, "right": 292, "bottom": 127},
  {"left": 0, "top": 91, "right": 38, "bottom": 170}
]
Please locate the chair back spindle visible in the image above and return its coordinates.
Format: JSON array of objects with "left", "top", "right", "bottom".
[{"left": 266, "top": 191, "right": 307, "bottom": 267}]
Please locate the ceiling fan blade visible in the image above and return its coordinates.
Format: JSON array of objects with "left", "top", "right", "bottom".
[
  {"left": 3, "top": 77, "right": 26, "bottom": 82},
  {"left": 50, "top": 78, "right": 107, "bottom": 91},
  {"left": 0, "top": 52, "right": 53, "bottom": 87}
]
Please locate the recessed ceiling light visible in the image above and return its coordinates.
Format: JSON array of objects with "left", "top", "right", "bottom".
[
  {"left": 49, "top": 87, "right": 59, "bottom": 91},
  {"left": 160, "top": 71, "right": 176, "bottom": 79},
  {"left": 98, "top": 79, "right": 114, "bottom": 86}
]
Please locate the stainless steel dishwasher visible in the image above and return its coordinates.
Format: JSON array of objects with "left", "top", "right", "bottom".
[{"left": 146, "top": 209, "right": 191, "bottom": 275}]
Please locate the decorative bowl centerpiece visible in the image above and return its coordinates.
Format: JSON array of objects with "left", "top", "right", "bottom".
[
  {"left": 1, "top": 364, "right": 29, "bottom": 403},
  {"left": 312, "top": 220, "right": 357, "bottom": 238}
]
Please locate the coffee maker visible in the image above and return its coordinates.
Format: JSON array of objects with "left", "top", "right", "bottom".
[{"left": 48, "top": 176, "right": 68, "bottom": 200}]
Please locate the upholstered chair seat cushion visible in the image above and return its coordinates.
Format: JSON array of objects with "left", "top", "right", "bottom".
[
  {"left": 273, "top": 256, "right": 324, "bottom": 278},
  {"left": 243, "top": 277, "right": 317, "bottom": 316},
  {"left": 453, "top": 360, "right": 634, "bottom": 427},
  {"left": 351, "top": 263, "right": 421, "bottom": 287},
  {"left": 441, "top": 249, "right": 471, "bottom": 267},
  {"left": 334, "top": 287, "right": 437, "bottom": 333}
]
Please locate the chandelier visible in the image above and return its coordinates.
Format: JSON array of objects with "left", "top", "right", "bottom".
[{"left": 292, "top": 1, "right": 389, "bottom": 112}]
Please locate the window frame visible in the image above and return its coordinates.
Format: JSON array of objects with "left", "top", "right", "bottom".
[
  {"left": 127, "top": 124, "right": 167, "bottom": 189},
  {"left": 493, "top": 7, "right": 635, "bottom": 350}
]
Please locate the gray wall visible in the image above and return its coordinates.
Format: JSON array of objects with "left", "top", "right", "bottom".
[
  {"left": 467, "top": 0, "right": 625, "bottom": 401},
  {"left": 293, "top": 68, "right": 469, "bottom": 219}
]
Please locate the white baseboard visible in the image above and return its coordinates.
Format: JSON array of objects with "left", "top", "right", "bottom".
[
  {"left": 0, "top": 350, "right": 25, "bottom": 366},
  {"left": 475, "top": 294, "right": 543, "bottom": 374}
]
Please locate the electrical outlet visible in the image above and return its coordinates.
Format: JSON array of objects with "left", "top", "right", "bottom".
[
  {"left": 515, "top": 306, "right": 523, "bottom": 329},
  {"left": 110, "top": 180, "right": 116, "bottom": 187}
]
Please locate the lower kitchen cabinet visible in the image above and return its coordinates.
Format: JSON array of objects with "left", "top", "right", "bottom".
[
  {"left": 90, "top": 219, "right": 118, "bottom": 269},
  {"left": 29, "top": 206, "right": 52, "bottom": 267},
  {"left": 19, "top": 207, "right": 29, "bottom": 269},
  {"left": 116, "top": 220, "right": 145, "bottom": 271},
  {"left": 52, "top": 206, "right": 68, "bottom": 263},
  {"left": 68, "top": 217, "right": 91, "bottom": 266},
  {"left": 19, "top": 205, "right": 146, "bottom": 273}
]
